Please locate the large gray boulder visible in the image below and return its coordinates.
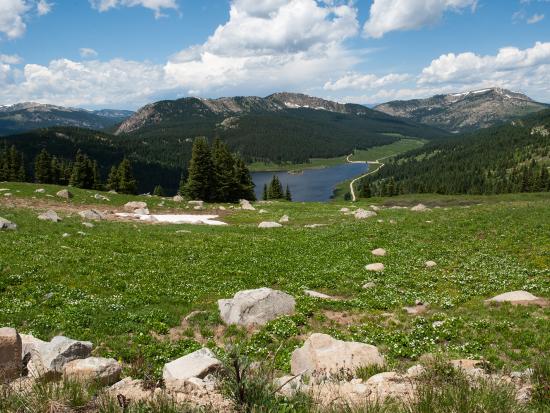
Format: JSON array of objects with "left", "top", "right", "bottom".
[
  {"left": 487, "top": 291, "right": 542, "bottom": 304},
  {"left": 78, "top": 210, "right": 105, "bottom": 221},
  {"left": 163, "top": 348, "right": 221, "bottom": 391},
  {"left": 63, "top": 357, "right": 121, "bottom": 385},
  {"left": 37, "top": 210, "right": 61, "bottom": 222},
  {"left": 27, "top": 336, "right": 92, "bottom": 378},
  {"left": 291, "top": 333, "right": 384, "bottom": 377},
  {"left": 354, "top": 209, "right": 377, "bottom": 219},
  {"left": 240, "top": 199, "right": 256, "bottom": 211},
  {"left": 56, "top": 189, "right": 73, "bottom": 199},
  {"left": 124, "top": 201, "right": 147, "bottom": 211},
  {"left": 0, "top": 327, "right": 22, "bottom": 381},
  {"left": 411, "top": 203, "right": 430, "bottom": 212},
  {"left": 218, "top": 288, "right": 296, "bottom": 326},
  {"left": 0, "top": 217, "right": 17, "bottom": 230}
]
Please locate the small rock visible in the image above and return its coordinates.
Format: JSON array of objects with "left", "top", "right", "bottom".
[
  {"left": 173, "top": 195, "right": 184, "bottom": 202},
  {"left": 406, "top": 365, "right": 426, "bottom": 377},
  {"left": 124, "top": 201, "right": 147, "bottom": 212},
  {"left": 82, "top": 222, "right": 94, "bottom": 228},
  {"left": 366, "top": 372, "right": 415, "bottom": 402},
  {"left": 108, "top": 377, "right": 158, "bottom": 402},
  {"left": 486, "top": 291, "right": 545, "bottom": 306},
  {"left": 371, "top": 248, "right": 386, "bottom": 257},
  {"left": 38, "top": 210, "right": 61, "bottom": 222},
  {"left": 134, "top": 208, "right": 150, "bottom": 215},
  {"left": 93, "top": 194, "right": 110, "bottom": 201},
  {"left": 340, "top": 207, "right": 350, "bottom": 213},
  {"left": 240, "top": 199, "right": 256, "bottom": 211},
  {"left": 0, "top": 217, "right": 17, "bottom": 230},
  {"left": 411, "top": 203, "right": 430, "bottom": 212},
  {"left": 56, "top": 189, "right": 73, "bottom": 199},
  {"left": 354, "top": 209, "right": 377, "bottom": 219},
  {"left": 218, "top": 288, "right": 295, "bottom": 326},
  {"left": 279, "top": 215, "right": 289, "bottom": 223},
  {"left": 63, "top": 357, "right": 122, "bottom": 385},
  {"left": 258, "top": 209, "right": 268, "bottom": 214},
  {"left": 362, "top": 281, "right": 376, "bottom": 289},
  {"left": 108, "top": 190, "right": 118, "bottom": 194},
  {"left": 365, "top": 263, "right": 385, "bottom": 272},
  {"left": 0, "top": 327, "right": 22, "bottom": 381},
  {"left": 78, "top": 210, "right": 105, "bottom": 221},
  {"left": 304, "top": 224, "right": 327, "bottom": 228},
  {"left": 425, "top": 260, "right": 437, "bottom": 268},
  {"left": 258, "top": 221, "right": 282, "bottom": 228},
  {"left": 370, "top": 205, "right": 381, "bottom": 211},
  {"left": 3, "top": 193, "right": 12, "bottom": 197},
  {"left": 35, "top": 188, "right": 46, "bottom": 193},
  {"left": 188, "top": 200, "right": 204, "bottom": 208},
  {"left": 403, "top": 303, "right": 428, "bottom": 315},
  {"left": 163, "top": 348, "right": 221, "bottom": 391},
  {"left": 62, "top": 233, "right": 70, "bottom": 238},
  {"left": 304, "top": 290, "right": 336, "bottom": 300}
]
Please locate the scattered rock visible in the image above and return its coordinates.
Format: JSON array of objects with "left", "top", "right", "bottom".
[
  {"left": 279, "top": 215, "right": 289, "bottom": 223},
  {"left": 339, "top": 207, "right": 350, "bottom": 213},
  {"left": 362, "top": 281, "right": 376, "bottom": 289},
  {"left": 62, "top": 233, "right": 70, "bottom": 238},
  {"left": 486, "top": 291, "right": 547, "bottom": 306},
  {"left": 188, "top": 200, "right": 204, "bottom": 208},
  {"left": 163, "top": 348, "right": 221, "bottom": 391},
  {"left": 38, "top": 210, "right": 61, "bottom": 222},
  {"left": 258, "top": 221, "right": 282, "bottom": 228},
  {"left": 218, "top": 288, "right": 296, "bottom": 326},
  {"left": 93, "top": 194, "right": 110, "bottom": 201},
  {"left": 77, "top": 231, "right": 87, "bottom": 236},
  {"left": 35, "top": 188, "right": 46, "bottom": 193},
  {"left": 258, "top": 209, "right": 268, "bottom": 214},
  {"left": 304, "top": 290, "right": 336, "bottom": 300},
  {"left": 411, "top": 203, "right": 430, "bottom": 212},
  {"left": 304, "top": 224, "right": 327, "bottom": 228},
  {"left": 240, "top": 199, "right": 256, "bottom": 211},
  {"left": 425, "top": 260, "right": 437, "bottom": 268},
  {"left": 366, "top": 372, "right": 415, "bottom": 402},
  {"left": 0, "top": 327, "right": 22, "bottom": 381},
  {"left": 108, "top": 377, "right": 160, "bottom": 403},
  {"left": 27, "top": 336, "right": 92, "bottom": 378},
  {"left": 354, "top": 209, "right": 377, "bottom": 219},
  {"left": 0, "top": 217, "right": 17, "bottom": 230},
  {"left": 134, "top": 208, "right": 150, "bottom": 215},
  {"left": 403, "top": 303, "right": 428, "bottom": 315},
  {"left": 78, "top": 209, "right": 105, "bottom": 221},
  {"left": 406, "top": 365, "right": 426, "bottom": 377},
  {"left": 371, "top": 248, "right": 387, "bottom": 257},
  {"left": 63, "top": 357, "right": 121, "bottom": 385},
  {"left": 173, "top": 195, "right": 184, "bottom": 202},
  {"left": 56, "top": 189, "right": 73, "bottom": 199},
  {"left": 108, "top": 190, "right": 117, "bottom": 194},
  {"left": 124, "top": 201, "right": 147, "bottom": 212},
  {"left": 82, "top": 222, "right": 95, "bottom": 228},
  {"left": 291, "top": 333, "right": 384, "bottom": 377},
  {"left": 370, "top": 205, "right": 381, "bottom": 212},
  {"left": 365, "top": 263, "right": 385, "bottom": 272},
  {"left": 3, "top": 192, "right": 12, "bottom": 197}
]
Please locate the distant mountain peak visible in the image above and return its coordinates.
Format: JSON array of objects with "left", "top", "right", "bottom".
[{"left": 374, "top": 87, "right": 546, "bottom": 132}]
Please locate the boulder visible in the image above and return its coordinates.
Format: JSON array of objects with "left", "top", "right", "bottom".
[
  {"left": 124, "top": 201, "right": 147, "bottom": 212},
  {"left": 38, "top": 210, "right": 61, "bottom": 222},
  {"left": 425, "top": 260, "right": 437, "bottom": 268},
  {"left": 63, "top": 357, "right": 121, "bottom": 385},
  {"left": 0, "top": 217, "right": 17, "bottom": 230},
  {"left": 78, "top": 210, "right": 105, "bottom": 221},
  {"left": 35, "top": 188, "right": 46, "bottom": 194},
  {"left": 365, "top": 263, "right": 385, "bottom": 272},
  {"left": 173, "top": 195, "right": 184, "bottom": 202},
  {"left": 487, "top": 291, "right": 540, "bottom": 304},
  {"left": 218, "top": 288, "right": 295, "bottom": 326},
  {"left": 56, "top": 189, "right": 73, "bottom": 199},
  {"left": 366, "top": 372, "right": 415, "bottom": 402},
  {"left": 411, "top": 203, "right": 429, "bottom": 212},
  {"left": 371, "top": 248, "right": 386, "bottom": 257},
  {"left": 108, "top": 377, "right": 159, "bottom": 402},
  {"left": 188, "top": 200, "right": 204, "bottom": 207},
  {"left": 339, "top": 207, "right": 350, "bottom": 213},
  {"left": 20, "top": 334, "right": 47, "bottom": 361},
  {"left": 279, "top": 215, "right": 289, "bottom": 223},
  {"left": 27, "top": 336, "right": 92, "bottom": 378},
  {"left": 291, "top": 334, "right": 383, "bottom": 377},
  {"left": 240, "top": 199, "right": 256, "bottom": 211},
  {"left": 258, "top": 221, "right": 282, "bottom": 228},
  {"left": 134, "top": 208, "right": 150, "bottom": 215},
  {"left": 354, "top": 209, "right": 377, "bottom": 219},
  {"left": 0, "top": 327, "right": 22, "bottom": 381},
  {"left": 406, "top": 365, "right": 426, "bottom": 377},
  {"left": 362, "top": 281, "right": 376, "bottom": 289},
  {"left": 163, "top": 348, "right": 221, "bottom": 391}
]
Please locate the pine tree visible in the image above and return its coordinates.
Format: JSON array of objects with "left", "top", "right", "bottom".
[
  {"left": 235, "top": 158, "right": 256, "bottom": 201},
  {"left": 262, "top": 184, "right": 268, "bottom": 201},
  {"left": 50, "top": 156, "right": 61, "bottom": 184},
  {"left": 70, "top": 150, "right": 94, "bottom": 188},
  {"left": 285, "top": 185, "right": 292, "bottom": 201},
  {"left": 153, "top": 185, "right": 165, "bottom": 196},
  {"left": 537, "top": 167, "right": 549, "bottom": 192},
  {"left": 267, "top": 175, "right": 284, "bottom": 199},
  {"left": 387, "top": 177, "right": 396, "bottom": 197},
  {"left": 92, "top": 160, "right": 102, "bottom": 190},
  {"left": 212, "top": 138, "right": 238, "bottom": 202},
  {"left": 185, "top": 137, "right": 214, "bottom": 201},
  {"left": 106, "top": 166, "right": 120, "bottom": 191},
  {"left": 34, "top": 149, "right": 52, "bottom": 183},
  {"left": 362, "top": 182, "right": 372, "bottom": 198},
  {"left": 117, "top": 158, "right": 137, "bottom": 194}
]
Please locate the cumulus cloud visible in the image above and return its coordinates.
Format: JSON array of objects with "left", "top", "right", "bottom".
[
  {"left": 364, "top": 0, "right": 477, "bottom": 38},
  {"left": 324, "top": 73, "right": 410, "bottom": 91},
  {"left": 89, "top": 0, "right": 178, "bottom": 18},
  {"left": 79, "top": 48, "right": 99, "bottom": 58},
  {"left": 165, "top": 0, "right": 360, "bottom": 95},
  {"left": 0, "top": 54, "right": 23, "bottom": 65},
  {"left": 0, "top": 0, "right": 51, "bottom": 39}
]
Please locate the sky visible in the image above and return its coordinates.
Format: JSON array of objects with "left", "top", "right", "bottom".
[{"left": 0, "top": 0, "right": 549, "bottom": 109}]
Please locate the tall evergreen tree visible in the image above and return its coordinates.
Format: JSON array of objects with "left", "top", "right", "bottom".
[
  {"left": 106, "top": 166, "right": 120, "bottom": 191},
  {"left": 92, "top": 160, "right": 102, "bottom": 190},
  {"left": 185, "top": 137, "right": 214, "bottom": 201},
  {"left": 34, "top": 149, "right": 52, "bottom": 184},
  {"left": 117, "top": 158, "right": 137, "bottom": 194},
  {"left": 262, "top": 184, "right": 268, "bottom": 201},
  {"left": 212, "top": 138, "right": 238, "bottom": 202},
  {"left": 235, "top": 158, "right": 256, "bottom": 201},
  {"left": 285, "top": 185, "right": 292, "bottom": 201},
  {"left": 267, "top": 175, "right": 284, "bottom": 199}
]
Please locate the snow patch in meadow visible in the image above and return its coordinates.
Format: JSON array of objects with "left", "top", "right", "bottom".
[{"left": 115, "top": 213, "right": 227, "bottom": 226}]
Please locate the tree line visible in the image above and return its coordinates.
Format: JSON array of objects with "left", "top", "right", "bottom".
[
  {"left": 183, "top": 137, "right": 256, "bottom": 202},
  {"left": 262, "top": 176, "right": 292, "bottom": 201}
]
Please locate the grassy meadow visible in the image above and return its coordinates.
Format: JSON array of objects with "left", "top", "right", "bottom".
[{"left": 0, "top": 183, "right": 548, "bottom": 385}]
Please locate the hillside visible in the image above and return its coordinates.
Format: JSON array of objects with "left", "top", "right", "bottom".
[
  {"left": 361, "top": 109, "right": 550, "bottom": 196},
  {"left": 0, "top": 102, "right": 133, "bottom": 136},
  {"left": 375, "top": 88, "right": 548, "bottom": 133},
  {"left": 115, "top": 93, "right": 447, "bottom": 164}
]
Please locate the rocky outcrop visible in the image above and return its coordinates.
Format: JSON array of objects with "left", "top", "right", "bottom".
[
  {"left": 63, "top": 357, "right": 121, "bottom": 385},
  {"left": 0, "top": 327, "right": 22, "bottom": 381},
  {"left": 27, "top": 336, "right": 92, "bottom": 378},
  {"left": 218, "top": 288, "right": 295, "bottom": 326},
  {"left": 291, "top": 333, "right": 384, "bottom": 377}
]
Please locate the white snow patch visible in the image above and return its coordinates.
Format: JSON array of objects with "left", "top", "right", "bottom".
[{"left": 115, "top": 213, "right": 227, "bottom": 226}]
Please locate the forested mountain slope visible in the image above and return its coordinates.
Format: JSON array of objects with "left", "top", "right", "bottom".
[
  {"left": 361, "top": 110, "right": 550, "bottom": 197},
  {"left": 115, "top": 93, "right": 447, "bottom": 164}
]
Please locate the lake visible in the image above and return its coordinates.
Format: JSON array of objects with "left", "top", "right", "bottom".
[{"left": 252, "top": 163, "right": 369, "bottom": 202}]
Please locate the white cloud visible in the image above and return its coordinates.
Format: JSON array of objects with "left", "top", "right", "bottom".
[
  {"left": 79, "top": 48, "right": 99, "bottom": 58},
  {"left": 165, "top": 0, "right": 360, "bottom": 95},
  {"left": 0, "top": 54, "right": 23, "bottom": 65},
  {"left": 364, "top": 0, "right": 477, "bottom": 38},
  {"left": 37, "top": 0, "right": 52, "bottom": 15},
  {"left": 527, "top": 13, "right": 544, "bottom": 23},
  {"left": 0, "top": 0, "right": 51, "bottom": 39},
  {"left": 89, "top": 0, "right": 178, "bottom": 18},
  {"left": 324, "top": 73, "right": 410, "bottom": 91}
]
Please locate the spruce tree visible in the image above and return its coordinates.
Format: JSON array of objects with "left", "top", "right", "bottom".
[
  {"left": 285, "top": 185, "right": 292, "bottom": 201},
  {"left": 185, "top": 137, "right": 214, "bottom": 201},
  {"left": 212, "top": 138, "right": 238, "bottom": 202},
  {"left": 50, "top": 156, "right": 61, "bottom": 184},
  {"left": 267, "top": 175, "right": 284, "bottom": 199},
  {"left": 92, "top": 160, "right": 102, "bottom": 190},
  {"left": 262, "top": 184, "right": 268, "bottom": 201},
  {"left": 70, "top": 150, "right": 94, "bottom": 188},
  {"left": 106, "top": 166, "right": 120, "bottom": 191},
  {"left": 117, "top": 158, "right": 137, "bottom": 194},
  {"left": 34, "top": 149, "right": 52, "bottom": 183},
  {"left": 235, "top": 158, "right": 256, "bottom": 201}
]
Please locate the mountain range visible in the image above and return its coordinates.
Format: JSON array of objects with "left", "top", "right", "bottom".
[
  {"left": 0, "top": 102, "right": 133, "bottom": 136},
  {"left": 374, "top": 88, "right": 547, "bottom": 133}
]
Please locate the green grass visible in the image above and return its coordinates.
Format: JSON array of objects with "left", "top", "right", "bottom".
[
  {"left": 349, "top": 138, "right": 427, "bottom": 162},
  {"left": 0, "top": 183, "right": 549, "bottom": 385}
]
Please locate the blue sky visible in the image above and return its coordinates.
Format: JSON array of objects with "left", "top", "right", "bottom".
[{"left": 0, "top": 0, "right": 549, "bottom": 109}]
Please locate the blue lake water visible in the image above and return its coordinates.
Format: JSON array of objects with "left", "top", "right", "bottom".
[{"left": 252, "top": 163, "right": 369, "bottom": 202}]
